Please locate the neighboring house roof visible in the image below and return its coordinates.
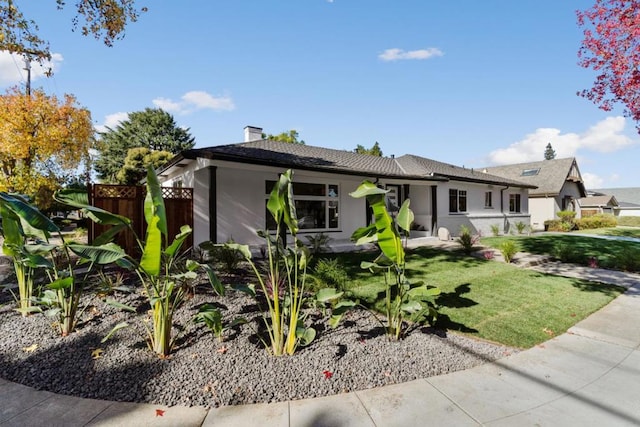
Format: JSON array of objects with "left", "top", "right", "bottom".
[
  {"left": 160, "top": 140, "right": 536, "bottom": 188},
  {"left": 482, "top": 157, "right": 586, "bottom": 197},
  {"left": 577, "top": 195, "right": 618, "bottom": 207},
  {"left": 590, "top": 187, "right": 640, "bottom": 207}
]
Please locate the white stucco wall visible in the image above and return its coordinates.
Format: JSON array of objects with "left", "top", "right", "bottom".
[{"left": 529, "top": 181, "right": 585, "bottom": 230}]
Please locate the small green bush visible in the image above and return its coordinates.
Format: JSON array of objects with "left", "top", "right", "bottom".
[
  {"left": 575, "top": 214, "right": 617, "bottom": 230},
  {"left": 490, "top": 224, "right": 500, "bottom": 237},
  {"left": 545, "top": 220, "right": 573, "bottom": 232},
  {"left": 557, "top": 210, "right": 577, "bottom": 222},
  {"left": 615, "top": 247, "right": 640, "bottom": 272},
  {"left": 456, "top": 225, "right": 479, "bottom": 255},
  {"left": 200, "top": 239, "right": 243, "bottom": 272},
  {"left": 312, "top": 258, "right": 349, "bottom": 290},
  {"left": 554, "top": 243, "right": 584, "bottom": 264},
  {"left": 515, "top": 221, "right": 527, "bottom": 234},
  {"left": 500, "top": 241, "right": 518, "bottom": 263}
]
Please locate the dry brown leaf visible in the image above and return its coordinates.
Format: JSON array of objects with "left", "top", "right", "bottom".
[{"left": 22, "top": 344, "right": 38, "bottom": 353}]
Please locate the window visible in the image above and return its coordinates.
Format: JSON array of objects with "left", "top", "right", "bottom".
[
  {"left": 265, "top": 181, "right": 339, "bottom": 230},
  {"left": 484, "top": 191, "right": 493, "bottom": 208},
  {"left": 509, "top": 194, "right": 521, "bottom": 213},
  {"left": 449, "top": 189, "right": 467, "bottom": 213},
  {"left": 521, "top": 168, "right": 540, "bottom": 176}
]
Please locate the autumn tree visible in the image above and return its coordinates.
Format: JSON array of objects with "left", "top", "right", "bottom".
[
  {"left": 94, "top": 108, "right": 195, "bottom": 183},
  {"left": 354, "top": 141, "right": 383, "bottom": 156},
  {"left": 577, "top": 0, "right": 640, "bottom": 131},
  {"left": 263, "top": 129, "right": 305, "bottom": 144},
  {"left": 544, "top": 143, "right": 556, "bottom": 160},
  {"left": 0, "top": 87, "right": 93, "bottom": 209},
  {"left": 116, "top": 147, "right": 173, "bottom": 185},
  {"left": 0, "top": 1, "right": 144, "bottom": 66}
]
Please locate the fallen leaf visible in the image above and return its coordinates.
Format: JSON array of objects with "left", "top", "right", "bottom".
[
  {"left": 91, "top": 348, "right": 104, "bottom": 359},
  {"left": 543, "top": 328, "right": 555, "bottom": 337},
  {"left": 323, "top": 370, "right": 333, "bottom": 379},
  {"left": 22, "top": 344, "right": 38, "bottom": 353},
  {"left": 217, "top": 346, "right": 228, "bottom": 354},
  {"left": 384, "top": 370, "right": 391, "bottom": 377},
  {"left": 570, "top": 313, "right": 576, "bottom": 317},
  {"left": 155, "top": 409, "right": 165, "bottom": 417}
]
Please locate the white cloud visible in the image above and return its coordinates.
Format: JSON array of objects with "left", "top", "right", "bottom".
[
  {"left": 0, "top": 51, "right": 63, "bottom": 85},
  {"left": 95, "top": 112, "right": 128, "bottom": 133},
  {"left": 582, "top": 172, "right": 604, "bottom": 189},
  {"left": 152, "top": 90, "right": 235, "bottom": 114},
  {"left": 378, "top": 48, "right": 443, "bottom": 62},
  {"left": 486, "top": 116, "right": 637, "bottom": 165}
]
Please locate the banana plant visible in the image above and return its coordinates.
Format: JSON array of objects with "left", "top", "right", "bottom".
[{"left": 350, "top": 181, "right": 440, "bottom": 340}]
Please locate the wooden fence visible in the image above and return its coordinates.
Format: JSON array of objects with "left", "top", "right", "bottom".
[{"left": 87, "top": 184, "right": 193, "bottom": 256}]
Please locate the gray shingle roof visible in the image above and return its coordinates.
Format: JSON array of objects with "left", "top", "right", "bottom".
[
  {"left": 482, "top": 158, "right": 583, "bottom": 196},
  {"left": 169, "top": 140, "right": 534, "bottom": 188},
  {"left": 578, "top": 195, "right": 618, "bottom": 207},
  {"left": 590, "top": 187, "right": 640, "bottom": 206}
]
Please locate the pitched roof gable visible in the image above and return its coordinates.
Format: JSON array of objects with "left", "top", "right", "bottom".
[
  {"left": 483, "top": 158, "right": 585, "bottom": 196},
  {"left": 590, "top": 187, "right": 640, "bottom": 206},
  {"left": 167, "top": 140, "right": 534, "bottom": 188}
]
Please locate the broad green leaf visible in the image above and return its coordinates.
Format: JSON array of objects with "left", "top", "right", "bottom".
[
  {"left": 15, "top": 306, "right": 43, "bottom": 315},
  {"left": 367, "top": 190, "right": 404, "bottom": 265},
  {"left": 231, "top": 283, "right": 256, "bottom": 297},
  {"left": 185, "top": 259, "right": 200, "bottom": 271},
  {"left": 315, "top": 287, "right": 344, "bottom": 303},
  {"left": 400, "top": 300, "right": 423, "bottom": 313},
  {"left": 68, "top": 243, "right": 126, "bottom": 264},
  {"left": 348, "top": 181, "right": 388, "bottom": 198},
  {"left": 24, "top": 243, "right": 56, "bottom": 255},
  {"left": 105, "top": 299, "right": 136, "bottom": 312},
  {"left": 202, "top": 263, "right": 225, "bottom": 296},
  {"left": 22, "top": 252, "right": 53, "bottom": 269},
  {"left": 0, "top": 202, "right": 22, "bottom": 256},
  {"left": 101, "top": 322, "right": 129, "bottom": 343},
  {"left": 48, "top": 276, "right": 73, "bottom": 291},
  {"left": 140, "top": 214, "right": 162, "bottom": 277},
  {"left": 225, "top": 242, "right": 252, "bottom": 260},
  {"left": 93, "top": 223, "right": 128, "bottom": 246},
  {"left": 296, "top": 326, "right": 316, "bottom": 346},
  {"left": 350, "top": 223, "right": 377, "bottom": 244},
  {"left": 0, "top": 193, "right": 58, "bottom": 233},
  {"left": 281, "top": 170, "right": 299, "bottom": 236},
  {"left": 396, "top": 199, "right": 414, "bottom": 233},
  {"left": 164, "top": 225, "right": 192, "bottom": 257},
  {"left": 54, "top": 189, "right": 132, "bottom": 226},
  {"left": 145, "top": 166, "right": 168, "bottom": 238},
  {"left": 328, "top": 299, "right": 357, "bottom": 328},
  {"left": 407, "top": 286, "right": 441, "bottom": 299}
]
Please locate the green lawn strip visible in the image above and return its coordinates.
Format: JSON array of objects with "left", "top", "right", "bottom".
[
  {"left": 481, "top": 234, "right": 640, "bottom": 271},
  {"left": 326, "top": 247, "right": 624, "bottom": 348},
  {"left": 618, "top": 217, "right": 640, "bottom": 227},
  {"left": 574, "top": 227, "right": 640, "bottom": 239}
]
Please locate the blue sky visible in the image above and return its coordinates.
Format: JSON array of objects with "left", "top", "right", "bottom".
[{"left": 1, "top": 0, "right": 639, "bottom": 188}]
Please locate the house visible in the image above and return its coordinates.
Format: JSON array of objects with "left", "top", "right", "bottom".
[
  {"left": 588, "top": 187, "right": 640, "bottom": 217},
  {"left": 577, "top": 195, "right": 618, "bottom": 217},
  {"left": 157, "top": 126, "right": 535, "bottom": 248},
  {"left": 483, "top": 158, "right": 586, "bottom": 231}
]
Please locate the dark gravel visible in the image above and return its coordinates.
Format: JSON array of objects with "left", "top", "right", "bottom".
[{"left": 0, "top": 270, "right": 517, "bottom": 409}]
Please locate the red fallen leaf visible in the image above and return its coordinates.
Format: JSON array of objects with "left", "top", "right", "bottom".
[
  {"left": 570, "top": 313, "right": 576, "bottom": 317},
  {"left": 357, "top": 338, "right": 365, "bottom": 345},
  {"left": 323, "top": 370, "right": 333, "bottom": 379},
  {"left": 155, "top": 409, "right": 165, "bottom": 417}
]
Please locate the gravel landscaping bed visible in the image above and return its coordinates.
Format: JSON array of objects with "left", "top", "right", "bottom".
[{"left": 0, "top": 271, "right": 517, "bottom": 408}]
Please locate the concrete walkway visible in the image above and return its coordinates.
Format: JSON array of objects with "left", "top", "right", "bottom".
[{"left": 2, "top": 245, "right": 640, "bottom": 426}]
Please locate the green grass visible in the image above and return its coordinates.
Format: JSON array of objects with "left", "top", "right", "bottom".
[
  {"left": 481, "top": 234, "right": 640, "bottom": 272},
  {"left": 325, "top": 247, "right": 624, "bottom": 348},
  {"left": 574, "top": 226, "right": 640, "bottom": 239},
  {"left": 618, "top": 217, "right": 640, "bottom": 227}
]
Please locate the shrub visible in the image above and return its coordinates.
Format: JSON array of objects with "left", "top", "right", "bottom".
[
  {"left": 305, "top": 232, "right": 333, "bottom": 255},
  {"left": 615, "top": 247, "right": 640, "bottom": 272},
  {"left": 500, "top": 241, "right": 518, "bottom": 263},
  {"left": 456, "top": 225, "right": 480, "bottom": 255},
  {"left": 554, "top": 243, "right": 584, "bottom": 264},
  {"left": 575, "top": 214, "right": 617, "bottom": 230},
  {"left": 618, "top": 216, "right": 640, "bottom": 227},
  {"left": 207, "top": 238, "right": 243, "bottom": 272},
  {"left": 515, "top": 221, "right": 527, "bottom": 235},
  {"left": 483, "top": 250, "right": 495, "bottom": 260},
  {"left": 545, "top": 220, "right": 573, "bottom": 232},
  {"left": 312, "top": 258, "right": 348, "bottom": 290},
  {"left": 490, "top": 224, "right": 500, "bottom": 237},
  {"left": 557, "top": 210, "right": 577, "bottom": 222}
]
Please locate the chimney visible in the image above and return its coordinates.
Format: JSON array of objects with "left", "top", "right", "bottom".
[{"left": 244, "top": 126, "right": 263, "bottom": 142}]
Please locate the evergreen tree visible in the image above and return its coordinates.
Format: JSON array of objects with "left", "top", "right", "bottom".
[
  {"left": 94, "top": 108, "right": 195, "bottom": 183},
  {"left": 544, "top": 143, "right": 556, "bottom": 160},
  {"left": 354, "top": 141, "right": 383, "bottom": 156},
  {"left": 262, "top": 129, "right": 305, "bottom": 144}
]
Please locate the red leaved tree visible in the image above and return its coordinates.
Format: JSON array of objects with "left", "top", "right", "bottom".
[{"left": 577, "top": 0, "right": 640, "bottom": 130}]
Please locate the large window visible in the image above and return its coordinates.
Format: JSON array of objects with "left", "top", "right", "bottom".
[
  {"left": 265, "top": 181, "right": 339, "bottom": 230},
  {"left": 449, "top": 189, "right": 467, "bottom": 213},
  {"left": 509, "top": 194, "right": 521, "bottom": 213}
]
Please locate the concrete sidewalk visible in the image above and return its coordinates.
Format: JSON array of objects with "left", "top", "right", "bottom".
[{"left": 1, "top": 246, "right": 640, "bottom": 426}]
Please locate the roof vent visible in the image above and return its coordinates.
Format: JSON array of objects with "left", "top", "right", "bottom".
[{"left": 244, "top": 126, "right": 263, "bottom": 142}]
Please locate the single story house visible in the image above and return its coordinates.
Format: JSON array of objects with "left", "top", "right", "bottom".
[
  {"left": 577, "top": 195, "right": 618, "bottom": 217},
  {"left": 157, "top": 126, "right": 535, "bottom": 248},
  {"left": 589, "top": 188, "right": 640, "bottom": 217},
  {"left": 483, "top": 158, "right": 586, "bottom": 231}
]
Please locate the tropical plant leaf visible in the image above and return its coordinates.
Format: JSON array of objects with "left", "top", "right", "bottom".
[
  {"left": 48, "top": 276, "right": 73, "bottom": 291},
  {"left": 105, "top": 298, "right": 136, "bottom": 312},
  {"left": 54, "top": 189, "right": 132, "bottom": 226},
  {"left": 144, "top": 165, "right": 168, "bottom": 239},
  {"left": 202, "top": 263, "right": 225, "bottom": 296},
  {"left": 400, "top": 300, "right": 423, "bottom": 314},
  {"left": 348, "top": 181, "right": 388, "bottom": 198},
  {"left": 101, "top": 322, "right": 129, "bottom": 343},
  {"left": 396, "top": 199, "right": 414, "bottom": 233},
  {"left": 68, "top": 243, "right": 127, "bottom": 265},
  {"left": 231, "top": 283, "right": 256, "bottom": 297},
  {"left": 315, "top": 287, "right": 344, "bottom": 303},
  {"left": 164, "top": 225, "right": 192, "bottom": 257},
  {"left": 140, "top": 214, "right": 162, "bottom": 277},
  {"left": 407, "top": 286, "right": 441, "bottom": 299},
  {"left": 296, "top": 326, "right": 316, "bottom": 346},
  {"left": 92, "top": 223, "right": 128, "bottom": 246},
  {"left": 224, "top": 242, "right": 252, "bottom": 260},
  {"left": 0, "top": 192, "right": 58, "bottom": 233}
]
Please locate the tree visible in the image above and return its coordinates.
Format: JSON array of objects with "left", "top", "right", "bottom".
[
  {"left": 0, "top": 1, "right": 144, "bottom": 65},
  {"left": 116, "top": 147, "right": 173, "bottom": 185},
  {"left": 544, "top": 143, "right": 556, "bottom": 160},
  {"left": 94, "top": 108, "right": 195, "bottom": 183},
  {"left": 0, "top": 87, "right": 93, "bottom": 209},
  {"left": 354, "top": 141, "right": 383, "bottom": 156},
  {"left": 577, "top": 0, "right": 640, "bottom": 131},
  {"left": 263, "top": 129, "right": 305, "bottom": 144}
]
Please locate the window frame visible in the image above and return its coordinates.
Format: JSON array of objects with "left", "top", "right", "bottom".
[
  {"left": 449, "top": 189, "right": 467, "bottom": 213},
  {"left": 509, "top": 193, "right": 521, "bottom": 213},
  {"left": 484, "top": 191, "right": 493, "bottom": 208}
]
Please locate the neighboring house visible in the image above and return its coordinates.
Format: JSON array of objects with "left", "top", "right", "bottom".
[
  {"left": 577, "top": 195, "right": 618, "bottom": 216},
  {"left": 157, "top": 126, "right": 535, "bottom": 248},
  {"left": 483, "top": 158, "right": 586, "bottom": 231},
  {"left": 589, "top": 188, "right": 640, "bottom": 217}
]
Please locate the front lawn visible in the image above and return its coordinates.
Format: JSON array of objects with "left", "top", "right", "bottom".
[
  {"left": 573, "top": 226, "right": 640, "bottom": 239},
  {"left": 323, "top": 247, "right": 624, "bottom": 348},
  {"left": 481, "top": 234, "right": 640, "bottom": 272}
]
